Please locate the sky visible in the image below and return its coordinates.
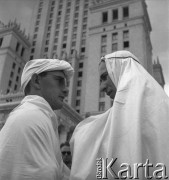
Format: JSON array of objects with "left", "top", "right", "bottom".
[{"left": 0, "top": 0, "right": 168, "bottom": 96}]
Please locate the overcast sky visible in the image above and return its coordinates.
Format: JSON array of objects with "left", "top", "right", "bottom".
[{"left": 0, "top": 0, "right": 168, "bottom": 96}]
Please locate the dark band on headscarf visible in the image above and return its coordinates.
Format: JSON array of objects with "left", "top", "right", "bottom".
[{"left": 100, "top": 56, "right": 140, "bottom": 64}]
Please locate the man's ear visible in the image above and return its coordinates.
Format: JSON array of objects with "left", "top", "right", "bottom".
[{"left": 30, "top": 73, "right": 41, "bottom": 90}]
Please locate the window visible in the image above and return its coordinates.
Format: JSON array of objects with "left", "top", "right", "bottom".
[
  {"left": 112, "top": 9, "right": 118, "bottom": 20},
  {"left": 32, "top": 41, "right": 36, "bottom": 46},
  {"left": 82, "top": 32, "right": 86, "bottom": 38},
  {"left": 76, "top": 100, "right": 80, "bottom": 106},
  {"left": 102, "top": 12, "right": 108, "bottom": 23},
  {"left": 35, "top": 27, "right": 38, "bottom": 32},
  {"left": 99, "top": 102, "right": 105, "bottom": 111},
  {"left": 58, "top": 11, "right": 61, "bottom": 16},
  {"left": 66, "top": 8, "right": 70, "bottom": 13},
  {"left": 74, "top": 20, "right": 78, "bottom": 25},
  {"left": 112, "top": 32, "right": 118, "bottom": 41},
  {"left": 0, "top": 37, "right": 3, "bottom": 47},
  {"left": 56, "top": 24, "right": 59, "bottom": 29},
  {"left": 38, "top": 8, "right": 42, "bottom": 13},
  {"left": 55, "top": 31, "right": 59, "bottom": 36},
  {"left": 74, "top": 13, "right": 78, "bottom": 18},
  {"left": 18, "top": 67, "right": 21, "bottom": 73},
  {"left": 16, "top": 76, "right": 19, "bottom": 82},
  {"left": 77, "top": 90, "right": 81, "bottom": 96},
  {"left": 39, "top": 2, "right": 43, "bottom": 7},
  {"left": 73, "top": 34, "right": 77, "bottom": 39},
  {"left": 62, "top": 43, "right": 66, "bottom": 48},
  {"left": 65, "top": 22, "right": 68, "bottom": 27},
  {"left": 78, "top": 71, "right": 83, "bottom": 77},
  {"left": 100, "top": 91, "right": 105, "bottom": 98},
  {"left": 52, "top": 1, "right": 55, "bottom": 5},
  {"left": 79, "top": 62, "right": 83, "bottom": 68},
  {"left": 10, "top": 71, "right": 14, "bottom": 78},
  {"left": 37, "top": 14, "right": 40, "bottom": 19},
  {"left": 47, "top": 33, "right": 50, "bottom": 38},
  {"left": 101, "top": 35, "right": 107, "bottom": 43},
  {"left": 64, "top": 29, "right": 68, "bottom": 34},
  {"left": 54, "top": 38, "right": 58, "bottom": 43},
  {"left": 53, "top": 45, "right": 57, "bottom": 50},
  {"left": 71, "top": 49, "right": 74, "bottom": 54},
  {"left": 65, "top": 15, "right": 69, "bottom": 21},
  {"left": 51, "top": 7, "right": 54, "bottom": 11},
  {"left": 8, "top": 80, "right": 12, "bottom": 87},
  {"left": 112, "top": 43, "right": 118, "bottom": 52},
  {"left": 36, "top": 21, "right": 39, "bottom": 26},
  {"left": 50, "top": 13, "right": 53, "bottom": 18},
  {"left": 21, "top": 47, "right": 25, "bottom": 57},
  {"left": 46, "top": 40, "right": 49, "bottom": 45},
  {"left": 57, "top": 17, "right": 61, "bottom": 22},
  {"left": 84, "top": 10, "right": 88, "bottom": 16},
  {"left": 123, "top": 6, "right": 129, "bottom": 18},
  {"left": 72, "top": 41, "right": 76, "bottom": 46},
  {"left": 12, "top": 62, "right": 16, "bottom": 69},
  {"left": 48, "top": 26, "right": 51, "bottom": 31},
  {"left": 14, "top": 84, "right": 18, "bottom": 91},
  {"left": 63, "top": 36, "right": 67, "bottom": 41},
  {"left": 83, "top": 17, "right": 87, "bottom": 23},
  {"left": 74, "top": 27, "right": 77, "bottom": 32},
  {"left": 67, "top": 2, "right": 71, "bottom": 7},
  {"left": 31, "top": 48, "right": 35, "bottom": 53},
  {"left": 101, "top": 45, "right": 106, "bottom": 54},
  {"left": 81, "top": 47, "right": 85, "bottom": 53},
  {"left": 44, "top": 47, "right": 48, "bottom": 52},
  {"left": 33, "top": 34, "right": 37, "bottom": 39},
  {"left": 81, "top": 39, "right": 85, "bottom": 45},
  {"left": 84, "top": 4, "right": 88, "bottom": 8},
  {"left": 30, "top": 55, "right": 34, "bottom": 60},
  {"left": 123, "top": 41, "right": 129, "bottom": 48},
  {"left": 83, "top": 25, "right": 87, "bottom": 30},
  {"left": 77, "top": 80, "right": 82, "bottom": 87},
  {"left": 49, "top": 20, "right": 52, "bottom": 24},
  {"left": 16, "top": 42, "right": 20, "bottom": 52},
  {"left": 123, "top": 30, "right": 129, "bottom": 39},
  {"left": 75, "top": 6, "right": 79, "bottom": 11}
]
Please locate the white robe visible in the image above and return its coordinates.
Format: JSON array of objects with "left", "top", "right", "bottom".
[
  {"left": 70, "top": 51, "right": 169, "bottom": 180},
  {"left": 0, "top": 95, "right": 69, "bottom": 180}
]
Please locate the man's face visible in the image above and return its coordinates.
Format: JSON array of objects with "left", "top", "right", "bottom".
[
  {"left": 39, "top": 70, "right": 68, "bottom": 110},
  {"left": 99, "top": 61, "right": 117, "bottom": 99},
  {"left": 61, "top": 145, "right": 72, "bottom": 166}
]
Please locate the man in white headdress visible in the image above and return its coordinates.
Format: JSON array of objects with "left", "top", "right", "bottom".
[
  {"left": 70, "top": 50, "right": 169, "bottom": 180},
  {"left": 0, "top": 59, "right": 74, "bottom": 180}
]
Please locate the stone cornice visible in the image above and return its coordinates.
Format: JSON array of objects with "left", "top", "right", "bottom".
[
  {"left": 89, "top": 15, "right": 145, "bottom": 33},
  {"left": 90, "top": 0, "right": 136, "bottom": 11},
  {"left": 0, "top": 27, "right": 31, "bottom": 47}
]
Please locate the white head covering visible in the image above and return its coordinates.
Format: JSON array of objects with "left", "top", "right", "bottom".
[
  {"left": 70, "top": 51, "right": 169, "bottom": 180},
  {"left": 21, "top": 59, "right": 74, "bottom": 91}
]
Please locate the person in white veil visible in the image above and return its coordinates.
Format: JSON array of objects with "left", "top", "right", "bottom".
[{"left": 70, "top": 50, "right": 169, "bottom": 180}]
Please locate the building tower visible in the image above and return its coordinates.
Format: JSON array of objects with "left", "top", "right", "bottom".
[
  {"left": 153, "top": 57, "right": 165, "bottom": 88},
  {"left": 29, "top": 0, "right": 152, "bottom": 116},
  {"left": 0, "top": 20, "right": 31, "bottom": 94}
]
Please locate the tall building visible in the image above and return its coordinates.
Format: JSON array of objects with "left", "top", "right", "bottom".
[
  {"left": 29, "top": 0, "right": 152, "bottom": 116},
  {"left": 0, "top": 20, "right": 30, "bottom": 94},
  {"left": 153, "top": 57, "right": 165, "bottom": 88}
]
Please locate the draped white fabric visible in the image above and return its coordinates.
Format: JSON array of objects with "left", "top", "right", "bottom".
[
  {"left": 21, "top": 59, "right": 74, "bottom": 91},
  {"left": 70, "top": 51, "right": 169, "bottom": 180},
  {"left": 0, "top": 95, "right": 70, "bottom": 180}
]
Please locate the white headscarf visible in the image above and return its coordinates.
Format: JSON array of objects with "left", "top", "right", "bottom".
[
  {"left": 21, "top": 59, "right": 74, "bottom": 91},
  {"left": 70, "top": 50, "right": 169, "bottom": 180}
]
